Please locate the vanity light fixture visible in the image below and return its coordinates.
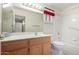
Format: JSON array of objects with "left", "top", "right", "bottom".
[
  {"left": 23, "top": 3, "right": 43, "bottom": 11},
  {"left": 19, "top": 4, "right": 43, "bottom": 14},
  {"left": 3, "top": 3, "right": 44, "bottom": 14}
]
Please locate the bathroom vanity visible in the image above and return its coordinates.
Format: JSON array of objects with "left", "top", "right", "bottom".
[
  {"left": 1, "top": 4, "right": 51, "bottom": 55},
  {"left": 1, "top": 35, "right": 51, "bottom": 55}
]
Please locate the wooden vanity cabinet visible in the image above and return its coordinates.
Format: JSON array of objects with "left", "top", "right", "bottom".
[
  {"left": 1, "top": 36, "right": 51, "bottom": 55},
  {"left": 1, "top": 39, "right": 29, "bottom": 55}
]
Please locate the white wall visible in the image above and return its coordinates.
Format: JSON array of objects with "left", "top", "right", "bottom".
[{"left": 61, "top": 5, "right": 79, "bottom": 46}]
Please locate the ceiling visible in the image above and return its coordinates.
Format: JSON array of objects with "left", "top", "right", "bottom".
[{"left": 43, "top": 3, "right": 77, "bottom": 11}]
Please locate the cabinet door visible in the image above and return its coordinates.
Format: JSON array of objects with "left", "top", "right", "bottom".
[
  {"left": 29, "top": 45, "right": 42, "bottom": 55},
  {"left": 42, "top": 43, "right": 51, "bottom": 55},
  {"left": 2, "top": 48, "right": 28, "bottom": 55},
  {"left": 1, "top": 40, "right": 28, "bottom": 52}
]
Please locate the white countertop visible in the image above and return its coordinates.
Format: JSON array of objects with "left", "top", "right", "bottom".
[{"left": 1, "top": 34, "right": 51, "bottom": 42}]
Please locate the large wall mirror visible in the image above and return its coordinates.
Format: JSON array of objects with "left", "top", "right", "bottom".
[{"left": 2, "top": 3, "right": 43, "bottom": 33}]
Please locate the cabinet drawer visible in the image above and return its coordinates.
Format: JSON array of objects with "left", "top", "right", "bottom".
[
  {"left": 1, "top": 39, "right": 28, "bottom": 52},
  {"left": 42, "top": 36, "right": 51, "bottom": 43},
  {"left": 29, "top": 38, "right": 42, "bottom": 46},
  {"left": 1, "top": 48, "right": 28, "bottom": 55},
  {"left": 29, "top": 36, "right": 51, "bottom": 46}
]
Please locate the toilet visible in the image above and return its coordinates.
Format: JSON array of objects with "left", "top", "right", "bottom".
[{"left": 52, "top": 41, "right": 64, "bottom": 55}]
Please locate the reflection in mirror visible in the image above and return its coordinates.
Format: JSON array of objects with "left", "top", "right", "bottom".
[
  {"left": 2, "top": 6, "right": 13, "bottom": 33},
  {"left": 14, "top": 15, "right": 25, "bottom": 32},
  {"left": 2, "top": 6, "right": 26, "bottom": 33},
  {"left": 2, "top": 3, "right": 43, "bottom": 34}
]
